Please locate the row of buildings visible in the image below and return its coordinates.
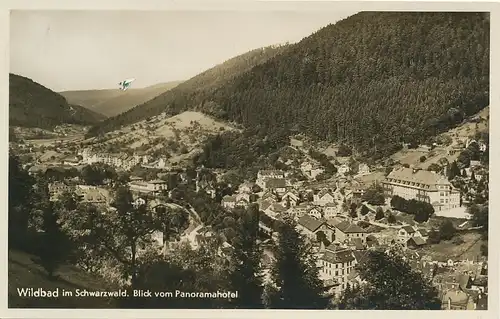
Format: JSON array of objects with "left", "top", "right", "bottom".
[{"left": 78, "top": 149, "right": 171, "bottom": 171}]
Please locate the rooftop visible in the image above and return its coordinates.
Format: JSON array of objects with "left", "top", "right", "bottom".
[
  {"left": 298, "top": 215, "right": 324, "bottom": 232},
  {"left": 402, "top": 226, "right": 416, "bottom": 234},
  {"left": 321, "top": 247, "right": 355, "bottom": 264},
  {"left": 265, "top": 178, "right": 287, "bottom": 189},
  {"left": 386, "top": 167, "right": 450, "bottom": 187},
  {"left": 335, "top": 221, "right": 366, "bottom": 233}
]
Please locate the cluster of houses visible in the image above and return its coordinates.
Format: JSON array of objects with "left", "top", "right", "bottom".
[
  {"left": 42, "top": 141, "right": 487, "bottom": 310},
  {"left": 217, "top": 167, "right": 487, "bottom": 308}
]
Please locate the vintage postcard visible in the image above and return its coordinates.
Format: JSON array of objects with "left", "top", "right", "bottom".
[{"left": 1, "top": 1, "right": 498, "bottom": 318}]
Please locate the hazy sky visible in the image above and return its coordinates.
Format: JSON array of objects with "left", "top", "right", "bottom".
[{"left": 10, "top": 10, "right": 355, "bottom": 92}]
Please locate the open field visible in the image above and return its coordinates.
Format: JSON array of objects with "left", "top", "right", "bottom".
[
  {"left": 419, "top": 232, "right": 484, "bottom": 262},
  {"left": 85, "top": 111, "right": 238, "bottom": 164}
]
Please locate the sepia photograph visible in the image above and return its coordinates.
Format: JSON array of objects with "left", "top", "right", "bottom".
[{"left": 6, "top": 3, "right": 493, "bottom": 314}]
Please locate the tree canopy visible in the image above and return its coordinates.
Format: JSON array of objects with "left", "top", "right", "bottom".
[{"left": 337, "top": 250, "right": 441, "bottom": 310}]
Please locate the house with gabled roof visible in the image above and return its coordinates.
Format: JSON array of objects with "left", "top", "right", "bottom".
[
  {"left": 398, "top": 225, "right": 417, "bottom": 243},
  {"left": 415, "top": 228, "right": 429, "bottom": 240},
  {"left": 264, "top": 203, "right": 287, "bottom": 218},
  {"left": 221, "top": 195, "right": 237, "bottom": 209},
  {"left": 235, "top": 197, "right": 249, "bottom": 208},
  {"left": 313, "top": 189, "right": 335, "bottom": 206},
  {"left": 337, "top": 163, "right": 350, "bottom": 175},
  {"left": 407, "top": 236, "right": 427, "bottom": 249},
  {"left": 358, "top": 163, "right": 370, "bottom": 176},
  {"left": 296, "top": 215, "right": 334, "bottom": 241},
  {"left": 261, "top": 191, "right": 278, "bottom": 203},
  {"left": 281, "top": 189, "right": 300, "bottom": 207},
  {"left": 238, "top": 182, "right": 255, "bottom": 194},
  {"left": 306, "top": 207, "right": 323, "bottom": 220},
  {"left": 264, "top": 178, "right": 288, "bottom": 195},
  {"left": 133, "top": 197, "right": 147, "bottom": 208},
  {"left": 288, "top": 202, "right": 310, "bottom": 220},
  {"left": 235, "top": 192, "right": 251, "bottom": 203},
  {"left": 333, "top": 221, "right": 368, "bottom": 244}
]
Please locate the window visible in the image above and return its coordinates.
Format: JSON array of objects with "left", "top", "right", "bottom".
[
  {"left": 440, "top": 192, "right": 444, "bottom": 196},
  {"left": 440, "top": 199, "right": 444, "bottom": 203},
  {"left": 335, "top": 271, "right": 338, "bottom": 276}
]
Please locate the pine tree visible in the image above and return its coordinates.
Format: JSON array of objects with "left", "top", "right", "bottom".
[
  {"left": 228, "top": 204, "right": 264, "bottom": 308},
  {"left": 448, "top": 161, "right": 461, "bottom": 180},
  {"left": 266, "top": 218, "right": 331, "bottom": 309},
  {"left": 8, "top": 154, "right": 35, "bottom": 248},
  {"left": 470, "top": 171, "right": 476, "bottom": 182},
  {"left": 35, "top": 179, "right": 72, "bottom": 279}
]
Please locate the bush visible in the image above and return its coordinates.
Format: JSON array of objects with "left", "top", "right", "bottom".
[
  {"left": 390, "top": 195, "right": 434, "bottom": 223},
  {"left": 427, "top": 229, "right": 441, "bottom": 244},
  {"left": 387, "top": 214, "right": 396, "bottom": 224},
  {"left": 360, "top": 205, "right": 370, "bottom": 216},
  {"left": 438, "top": 220, "right": 457, "bottom": 241}
]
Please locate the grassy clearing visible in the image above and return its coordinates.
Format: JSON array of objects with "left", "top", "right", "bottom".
[
  {"left": 8, "top": 249, "right": 118, "bottom": 308},
  {"left": 420, "top": 232, "right": 484, "bottom": 262}
]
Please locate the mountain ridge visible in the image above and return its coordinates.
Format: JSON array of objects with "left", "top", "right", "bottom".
[{"left": 9, "top": 73, "right": 106, "bottom": 129}]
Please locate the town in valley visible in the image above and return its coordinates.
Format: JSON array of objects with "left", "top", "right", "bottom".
[{"left": 8, "top": 11, "right": 490, "bottom": 311}]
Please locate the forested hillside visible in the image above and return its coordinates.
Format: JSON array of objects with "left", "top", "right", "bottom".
[
  {"left": 89, "top": 12, "right": 489, "bottom": 159},
  {"left": 213, "top": 12, "right": 489, "bottom": 159},
  {"left": 9, "top": 74, "right": 106, "bottom": 129},
  {"left": 86, "top": 44, "right": 289, "bottom": 136}
]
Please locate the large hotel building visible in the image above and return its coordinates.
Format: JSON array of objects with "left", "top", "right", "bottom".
[{"left": 382, "top": 167, "right": 460, "bottom": 211}]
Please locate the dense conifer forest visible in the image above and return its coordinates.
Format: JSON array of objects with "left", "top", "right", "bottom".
[
  {"left": 88, "top": 12, "right": 489, "bottom": 159},
  {"left": 9, "top": 74, "right": 106, "bottom": 129}
]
